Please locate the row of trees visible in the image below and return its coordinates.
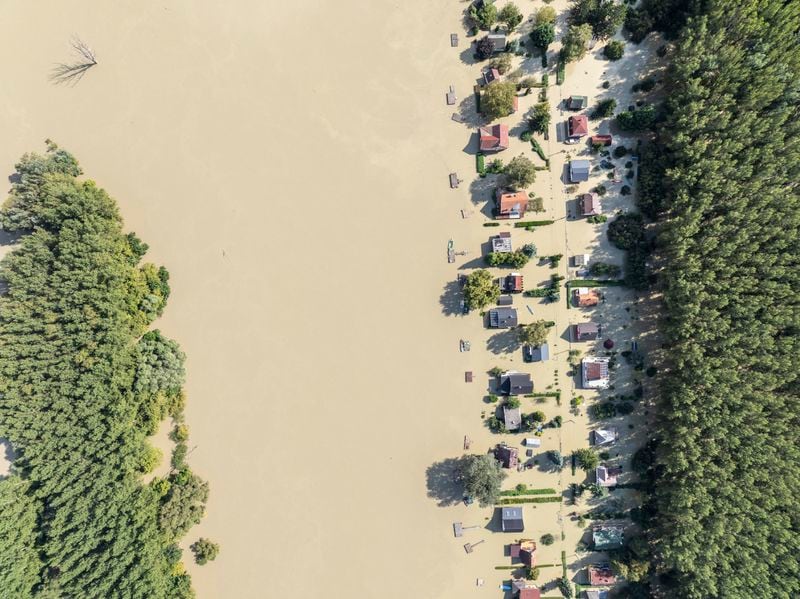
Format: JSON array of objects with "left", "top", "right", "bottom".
[
  {"left": 0, "top": 143, "right": 209, "bottom": 597},
  {"left": 637, "top": 0, "right": 800, "bottom": 596}
]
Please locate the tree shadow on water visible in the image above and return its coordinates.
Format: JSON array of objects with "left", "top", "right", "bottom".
[
  {"left": 425, "top": 456, "right": 467, "bottom": 507},
  {"left": 439, "top": 279, "right": 463, "bottom": 317}
]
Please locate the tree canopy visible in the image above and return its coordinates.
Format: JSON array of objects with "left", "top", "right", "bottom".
[
  {"left": 504, "top": 154, "right": 537, "bottom": 189},
  {"left": 516, "top": 320, "right": 551, "bottom": 346},
  {"left": 637, "top": 0, "right": 800, "bottom": 596},
  {"left": 498, "top": 3, "right": 523, "bottom": 31},
  {"left": 482, "top": 81, "right": 517, "bottom": 120},
  {"left": 570, "top": 0, "right": 627, "bottom": 39},
  {"left": 463, "top": 269, "right": 500, "bottom": 310},
  {"left": 560, "top": 24, "right": 593, "bottom": 62},
  {"left": 470, "top": 0, "right": 498, "bottom": 30},
  {"left": 460, "top": 454, "right": 506, "bottom": 506},
  {"left": 0, "top": 144, "right": 205, "bottom": 598}
]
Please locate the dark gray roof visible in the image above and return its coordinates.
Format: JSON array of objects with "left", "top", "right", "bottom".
[
  {"left": 500, "top": 372, "right": 533, "bottom": 395},
  {"left": 501, "top": 506, "right": 524, "bottom": 532},
  {"left": 529, "top": 343, "right": 549, "bottom": 362},
  {"left": 489, "top": 307, "right": 518, "bottom": 328}
]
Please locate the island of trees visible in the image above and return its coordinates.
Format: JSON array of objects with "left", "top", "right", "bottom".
[
  {"left": 0, "top": 143, "right": 211, "bottom": 597},
  {"left": 622, "top": 0, "right": 800, "bottom": 597}
]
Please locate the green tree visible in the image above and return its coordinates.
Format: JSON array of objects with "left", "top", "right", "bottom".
[
  {"left": 516, "top": 319, "right": 551, "bottom": 346},
  {"left": 540, "top": 533, "right": 555, "bottom": 545},
  {"left": 498, "top": 3, "right": 523, "bottom": 31},
  {"left": 463, "top": 269, "right": 500, "bottom": 309},
  {"left": 504, "top": 154, "right": 537, "bottom": 189},
  {"left": 476, "top": 36, "right": 497, "bottom": 60},
  {"left": 530, "top": 23, "right": 555, "bottom": 52},
  {"left": 190, "top": 538, "right": 220, "bottom": 565},
  {"left": 470, "top": 0, "right": 498, "bottom": 30},
  {"left": 560, "top": 24, "right": 593, "bottom": 62},
  {"left": 570, "top": 0, "right": 627, "bottom": 39},
  {"left": 604, "top": 40, "right": 625, "bottom": 60},
  {"left": 528, "top": 102, "right": 551, "bottom": 135},
  {"left": 461, "top": 453, "right": 507, "bottom": 506},
  {"left": 488, "top": 53, "right": 513, "bottom": 74},
  {"left": 591, "top": 98, "right": 617, "bottom": 119},
  {"left": 482, "top": 81, "right": 517, "bottom": 120},
  {"left": 535, "top": 6, "right": 557, "bottom": 25},
  {"left": 574, "top": 448, "right": 599, "bottom": 471},
  {"left": 616, "top": 105, "right": 656, "bottom": 130}
]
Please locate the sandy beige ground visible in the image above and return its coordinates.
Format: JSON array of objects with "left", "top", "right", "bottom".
[{"left": 0, "top": 1, "right": 662, "bottom": 597}]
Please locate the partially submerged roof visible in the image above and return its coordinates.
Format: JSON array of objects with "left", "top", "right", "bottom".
[
  {"left": 528, "top": 343, "right": 549, "bottom": 362},
  {"left": 494, "top": 444, "right": 519, "bottom": 468},
  {"left": 592, "top": 525, "right": 624, "bottom": 550},
  {"left": 489, "top": 307, "right": 518, "bottom": 328},
  {"left": 588, "top": 564, "right": 617, "bottom": 586},
  {"left": 593, "top": 427, "right": 617, "bottom": 445},
  {"left": 580, "top": 193, "right": 601, "bottom": 216},
  {"left": 584, "top": 590, "right": 609, "bottom": 599},
  {"left": 567, "top": 95, "right": 588, "bottom": 110},
  {"left": 503, "top": 405, "right": 522, "bottom": 431},
  {"left": 570, "top": 159, "right": 591, "bottom": 182},
  {"left": 492, "top": 232, "right": 513, "bottom": 253},
  {"left": 484, "top": 67, "right": 501, "bottom": 85},
  {"left": 500, "top": 371, "right": 533, "bottom": 395},
  {"left": 568, "top": 115, "right": 589, "bottom": 137},
  {"left": 501, "top": 273, "right": 524, "bottom": 293},
  {"left": 582, "top": 357, "right": 610, "bottom": 388},
  {"left": 496, "top": 189, "right": 528, "bottom": 218},
  {"left": 501, "top": 506, "right": 524, "bottom": 532},
  {"left": 596, "top": 465, "right": 622, "bottom": 487},
  {"left": 487, "top": 33, "right": 507, "bottom": 52},
  {"left": 574, "top": 287, "right": 600, "bottom": 307},
  {"left": 574, "top": 322, "right": 599, "bottom": 340},
  {"left": 479, "top": 124, "right": 510, "bottom": 152}
]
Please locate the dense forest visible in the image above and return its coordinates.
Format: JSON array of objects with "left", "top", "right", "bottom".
[
  {"left": 0, "top": 143, "right": 206, "bottom": 598},
  {"left": 634, "top": 0, "right": 800, "bottom": 597}
]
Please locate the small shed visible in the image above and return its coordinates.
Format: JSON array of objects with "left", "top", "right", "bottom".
[
  {"left": 572, "top": 254, "right": 590, "bottom": 267},
  {"left": 596, "top": 465, "right": 623, "bottom": 487},
  {"left": 487, "top": 33, "right": 507, "bottom": 53},
  {"left": 501, "top": 506, "right": 524, "bottom": 532},
  {"left": 524, "top": 437, "right": 541, "bottom": 448},
  {"left": 528, "top": 343, "right": 549, "bottom": 362},
  {"left": 483, "top": 67, "right": 501, "bottom": 85},
  {"left": 593, "top": 427, "right": 618, "bottom": 446},
  {"left": 503, "top": 405, "right": 522, "bottom": 431},
  {"left": 497, "top": 294, "right": 514, "bottom": 306},
  {"left": 567, "top": 95, "right": 588, "bottom": 110}
]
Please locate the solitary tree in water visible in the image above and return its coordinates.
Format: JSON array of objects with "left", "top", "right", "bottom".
[{"left": 50, "top": 37, "right": 97, "bottom": 85}]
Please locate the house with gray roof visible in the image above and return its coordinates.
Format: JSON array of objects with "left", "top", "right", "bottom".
[
  {"left": 499, "top": 371, "right": 533, "bottom": 395},
  {"left": 501, "top": 506, "right": 524, "bottom": 532},
  {"left": 489, "top": 307, "right": 518, "bottom": 328},
  {"left": 503, "top": 405, "right": 522, "bottom": 431},
  {"left": 570, "top": 159, "right": 591, "bottom": 182}
]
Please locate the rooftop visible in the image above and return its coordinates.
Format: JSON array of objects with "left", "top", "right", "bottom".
[
  {"left": 500, "top": 371, "right": 533, "bottom": 395},
  {"left": 489, "top": 307, "right": 518, "bottom": 328},
  {"left": 479, "top": 124, "right": 509, "bottom": 152}
]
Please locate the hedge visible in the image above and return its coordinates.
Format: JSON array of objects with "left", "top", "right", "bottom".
[
  {"left": 514, "top": 220, "right": 554, "bottom": 228},
  {"left": 556, "top": 60, "right": 565, "bottom": 85},
  {"left": 476, "top": 153, "right": 486, "bottom": 175},
  {"left": 530, "top": 139, "right": 547, "bottom": 161},
  {"left": 500, "top": 488, "right": 559, "bottom": 496},
  {"left": 498, "top": 496, "right": 562, "bottom": 505}
]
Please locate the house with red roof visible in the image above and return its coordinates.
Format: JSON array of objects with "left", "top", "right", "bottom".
[
  {"left": 479, "top": 124, "right": 509, "bottom": 152},
  {"left": 579, "top": 193, "right": 601, "bottom": 216},
  {"left": 588, "top": 564, "right": 617, "bottom": 586},
  {"left": 512, "top": 579, "right": 541, "bottom": 599},
  {"left": 496, "top": 189, "right": 527, "bottom": 219},
  {"left": 568, "top": 115, "right": 589, "bottom": 139}
]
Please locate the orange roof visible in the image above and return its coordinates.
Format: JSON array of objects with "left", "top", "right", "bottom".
[
  {"left": 519, "top": 588, "right": 541, "bottom": 599},
  {"left": 479, "top": 124, "right": 509, "bottom": 151},
  {"left": 575, "top": 289, "right": 600, "bottom": 307},
  {"left": 496, "top": 189, "right": 527, "bottom": 216}
]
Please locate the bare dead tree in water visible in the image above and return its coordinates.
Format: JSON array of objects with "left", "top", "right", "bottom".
[{"left": 50, "top": 37, "right": 97, "bottom": 85}]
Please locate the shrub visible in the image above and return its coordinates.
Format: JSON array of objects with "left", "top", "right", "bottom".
[
  {"left": 590, "top": 262, "right": 621, "bottom": 277},
  {"left": 522, "top": 243, "right": 537, "bottom": 257},
  {"left": 625, "top": 160, "right": 633, "bottom": 169},
  {"left": 190, "top": 538, "right": 220, "bottom": 565},
  {"left": 498, "top": 2, "right": 523, "bottom": 31},
  {"left": 560, "top": 24, "right": 593, "bottom": 62},
  {"left": 624, "top": 7, "right": 654, "bottom": 43},
  {"left": 574, "top": 448, "right": 599, "bottom": 471},
  {"left": 602, "top": 80, "right": 610, "bottom": 89},
  {"left": 529, "top": 410, "right": 547, "bottom": 423},
  {"left": 646, "top": 366, "right": 657, "bottom": 377},
  {"left": 528, "top": 102, "right": 551, "bottom": 134},
  {"left": 506, "top": 396, "right": 522, "bottom": 409},
  {"left": 489, "top": 52, "right": 513, "bottom": 75},
  {"left": 470, "top": 2, "right": 498, "bottom": 30},
  {"left": 613, "top": 145, "right": 628, "bottom": 158},
  {"left": 617, "top": 105, "right": 656, "bottom": 131},
  {"left": 591, "top": 98, "right": 617, "bottom": 119},
  {"left": 595, "top": 185, "right": 608, "bottom": 196},
  {"left": 520, "top": 130, "right": 532, "bottom": 142},
  {"left": 617, "top": 402, "right": 635, "bottom": 415},
  {"left": 476, "top": 36, "right": 496, "bottom": 60},
  {"left": 621, "top": 185, "right": 632, "bottom": 195},
  {"left": 526, "top": 566, "right": 541, "bottom": 580},
  {"left": 535, "top": 5, "right": 557, "bottom": 25},
  {"left": 541, "top": 533, "right": 555, "bottom": 545},
  {"left": 607, "top": 212, "right": 645, "bottom": 250},
  {"left": 604, "top": 40, "right": 625, "bottom": 60},
  {"left": 531, "top": 23, "right": 555, "bottom": 51},
  {"left": 558, "top": 576, "right": 574, "bottom": 598}
]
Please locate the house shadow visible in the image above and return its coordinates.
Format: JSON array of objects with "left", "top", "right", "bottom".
[
  {"left": 456, "top": 94, "right": 483, "bottom": 129},
  {"left": 439, "top": 279, "right": 463, "bottom": 317},
  {"left": 487, "top": 329, "right": 520, "bottom": 355},
  {"left": 425, "top": 456, "right": 467, "bottom": 507}
]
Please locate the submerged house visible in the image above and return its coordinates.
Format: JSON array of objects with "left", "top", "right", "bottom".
[
  {"left": 573, "top": 287, "right": 600, "bottom": 307},
  {"left": 570, "top": 159, "right": 591, "bottom": 182},
  {"left": 503, "top": 405, "right": 522, "bottom": 431},
  {"left": 588, "top": 564, "right": 617, "bottom": 586},
  {"left": 483, "top": 67, "right": 501, "bottom": 85},
  {"left": 492, "top": 231, "right": 513, "bottom": 253},
  {"left": 510, "top": 539, "right": 537, "bottom": 567},
  {"left": 573, "top": 322, "right": 599, "bottom": 341},
  {"left": 499, "top": 371, "right": 533, "bottom": 395},
  {"left": 568, "top": 115, "right": 589, "bottom": 139},
  {"left": 572, "top": 253, "right": 590, "bottom": 267},
  {"left": 582, "top": 357, "right": 610, "bottom": 389},
  {"left": 592, "top": 525, "right": 624, "bottom": 551},
  {"left": 579, "top": 192, "right": 601, "bottom": 216},
  {"left": 512, "top": 579, "right": 541, "bottom": 599},
  {"left": 487, "top": 33, "right": 507, "bottom": 53},
  {"left": 524, "top": 343, "right": 549, "bottom": 362},
  {"left": 489, "top": 307, "right": 518, "bottom": 328},
  {"left": 500, "top": 273, "right": 524, "bottom": 293},
  {"left": 566, "top": 95, "right": 587, "bottom": 110},
  {"left": 479, "top": 124, "right": 510, "bottom": 152},
  {"left": 584, "top": 590, "right": 609, "bottom": 599},
  {"left": 593, "top": 427, "right": 618, "bottom": 446},
  {"left": 494, "top": 444, "right": 519, "bottom": 468},
  {"left": 496, "top": 189, "right": 528, "bottom": 219},
  {"left": 596, "top": 465, "right": 622, "bottom": 487},
  {"left": 501, "top": 506, "right": 524, "bottom": 532}
]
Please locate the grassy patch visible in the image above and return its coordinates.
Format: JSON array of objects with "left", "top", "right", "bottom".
[
  {"left": 498, "top": 496, "right": 562, "bottom": 505},
  {"left": 500, "top": 488, "right": 559, "bottom": 496},
  {"left": 514, "top": 220, "right": 554, "bottom": 228}
]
